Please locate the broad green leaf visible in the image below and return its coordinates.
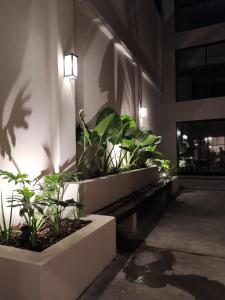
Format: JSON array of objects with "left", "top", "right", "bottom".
[
  {"left": 120, "top": 115, "right": 137, "bottom": 129},
  {"left": 140, "top": 134, "right": 157, "bottom": 147},
  {"left": 94, "top": 113, "right": 115, "bottom": 137},
  {"left": 96, "top": 107, "right": 118, "bottom": 125},
  {"left": 79, "top": 109, "right": 93, "bottom": 147}
]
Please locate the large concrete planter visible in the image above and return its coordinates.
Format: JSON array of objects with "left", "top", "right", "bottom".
[
  {"left": 0, "top": 215, "right": 116, "bottom": 300},
  {"left": 65, "top": 166, "right": 159, "bottom": 214}
]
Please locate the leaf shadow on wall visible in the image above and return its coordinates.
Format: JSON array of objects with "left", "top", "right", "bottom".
[
  {"left": 36, "top": 144, "right": 77, "bottom": 180},
  {"left": 0, "top": 84, "right": 32, "bottom": 161},
  {"left": 0, "top": 0, "right": 32, "bottom": 162}
]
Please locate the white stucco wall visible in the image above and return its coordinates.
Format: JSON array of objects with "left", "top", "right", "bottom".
[
  {"left": 0, "top": 0, "right": 162, "bottom": 180},
  {"left": 0, "top": 0, "right": 76, "bottom": 179},
  {"left": 75, "top": 0, "right": 162, "bottom": 133}
]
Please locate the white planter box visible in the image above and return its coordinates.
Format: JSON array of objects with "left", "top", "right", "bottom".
[
  {"left": 0, "top": 215, "right": 116, "bottom": 300},
  {"left": 65, "top": 166, "right": 159, "bottom": 214}
]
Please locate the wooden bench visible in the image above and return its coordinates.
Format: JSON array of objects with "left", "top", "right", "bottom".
[{"left": 96, "top": 178, "right": 177, "bottom": 232}]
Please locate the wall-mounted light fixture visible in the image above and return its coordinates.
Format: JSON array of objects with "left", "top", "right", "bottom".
[
  {"left": 64, "top": 53, "right": 78, "bottom": 79},
  {"left": 139, "top": 106, "right": 148, "bottom": 118}
]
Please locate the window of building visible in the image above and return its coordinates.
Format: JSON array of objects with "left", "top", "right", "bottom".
[
  {"left": 175, "top": 0, "right": 225, "bottom": 32},
  {"left": 176, "top": 41, "right": 225, "bottom": 101},
  {"left": 154, "top": 0, "right": 162, "bottom": 17},
  {"left": 177, "top": 119, "right": 225, "bottom": 175}
]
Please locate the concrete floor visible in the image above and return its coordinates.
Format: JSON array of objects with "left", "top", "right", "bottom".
[{"left": 79, "top": 187, "right": 225, "bottom": 300}]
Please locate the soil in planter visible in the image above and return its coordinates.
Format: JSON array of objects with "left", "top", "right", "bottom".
[{"left": 0, "top": 219, "right": 91, "bottom": 252}]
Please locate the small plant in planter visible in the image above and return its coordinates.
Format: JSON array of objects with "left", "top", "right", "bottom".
[
  {"left": 0, "top": 169, "right": 88, "bottom": 252},
  {"left": 39, "top": 172, "right": 83, "bottom": 235},
  {"left": 0, "top": 192, "right": 13, "bottom": 245},
  {"left": 0, "top": 170, "right": 44, "bottom": 248},
  {"left": 155, "top": 159, "right": 175, "bottom": 182}
]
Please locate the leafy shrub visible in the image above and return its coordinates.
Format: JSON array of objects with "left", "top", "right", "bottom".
[
  {"left": 77, "top": 107, "right": 163, "bottom": 178},
  {"left": 0, "top": 169, "right": 82, "bottom": 248}
]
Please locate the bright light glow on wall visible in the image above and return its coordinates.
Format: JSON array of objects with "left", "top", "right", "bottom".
[
  {"left": 114, "top": 43, "right": 133, "bottom": 60},
  {"left": 139, "top": 107, "right": 148, "bottom": 118},
  {"left": 64, "top": 53, "right": 78, "bottom": 79},
  {"left": 177, "top": 130, "right": 181, "bottom": 137}
]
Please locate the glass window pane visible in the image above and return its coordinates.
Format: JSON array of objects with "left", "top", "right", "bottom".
[
  {"left": 175, "top": 0, "right": 225, "bottom": 32},
  {"left": 207, "top": 42, "right": 225, "bottom": 65},
  {"left": 176, "top": 1, "right": 205, "bottom": 32},
  {"left": 177, "top": 120, "right": 225, "bottom": 175},
  {"left": 192, "top": 72, "right": 208, "bottom": 99},
  {"left": 176, "top": 41, "right": 225, "bottom": 101},
  {"left": 207, "top": 68, "right": 225, "bottom": 98},
  {"left": 177, "top": 75, "right": 193, "bottom": 101},
  {"left": 176, "top": 0, "right": 199, "bottom": 9},
  {"left": 176, "top": 47, "right": 205, "bottom": 74},
  {"left": 206, "top": 0, "right": 225, "bottom": 26}
]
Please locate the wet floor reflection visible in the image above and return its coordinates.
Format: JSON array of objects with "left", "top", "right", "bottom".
[{"left": 124, "top": 244, "right": 225, "bottom": 300}]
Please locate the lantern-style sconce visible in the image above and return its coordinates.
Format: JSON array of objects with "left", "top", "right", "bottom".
[
  {"left": 64, "top": 53, "right": 78, "bottom": 79},
  {"left": 139, "top": 106, "right": 148, "bottom": 118}
]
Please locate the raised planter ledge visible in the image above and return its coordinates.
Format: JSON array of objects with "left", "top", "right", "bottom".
[
  {"left": 64, "top": 166, "right": 159, "bottom": 214},
  {"left": 0, "top": 215, "right": 116, "bottom": 300}
]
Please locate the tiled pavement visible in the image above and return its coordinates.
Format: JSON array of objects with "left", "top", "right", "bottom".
[{"left": 79, "top": 186, "right": 225, "bottom": 300}]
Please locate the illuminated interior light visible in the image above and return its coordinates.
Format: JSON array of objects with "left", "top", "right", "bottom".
[
  {"left": 177, "top": 130, "right": 181, "bottom": 137},
  {"left": 182, "top": 134, "right": 188, "bottom": 140}
]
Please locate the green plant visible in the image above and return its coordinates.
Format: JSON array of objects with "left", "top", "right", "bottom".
[
  {"left": 0, "top": 168, "right": 85, "bottom": 250},
  {"left": 73, "top": 184, "right": 85, "bottom": 226},
  {"left": 78, "top": 108, "right": 119, "bottom": 176},
  {"left": 0, "top": 170, "right": 45, "bottom": 247},
  {"left": 40, "top": 171, "right": 82, "bottom": 235},
  {"left": 12, "top": 187, "right": 45, "bottom": 247},
  {"left": 155, "top": 159, "right": 174, "bottom": 181},
  {"left": 121, "top": 127, "right": 162, "bottom": 167},
  {"left": 77, "top": 107, "right": 162, "bottom": 177},
  {"left": 177, "top": 138, "right": 191, "bottom": 172},
  {"left": 0, "top": 193, "right": 13, "bottom": 244}
]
